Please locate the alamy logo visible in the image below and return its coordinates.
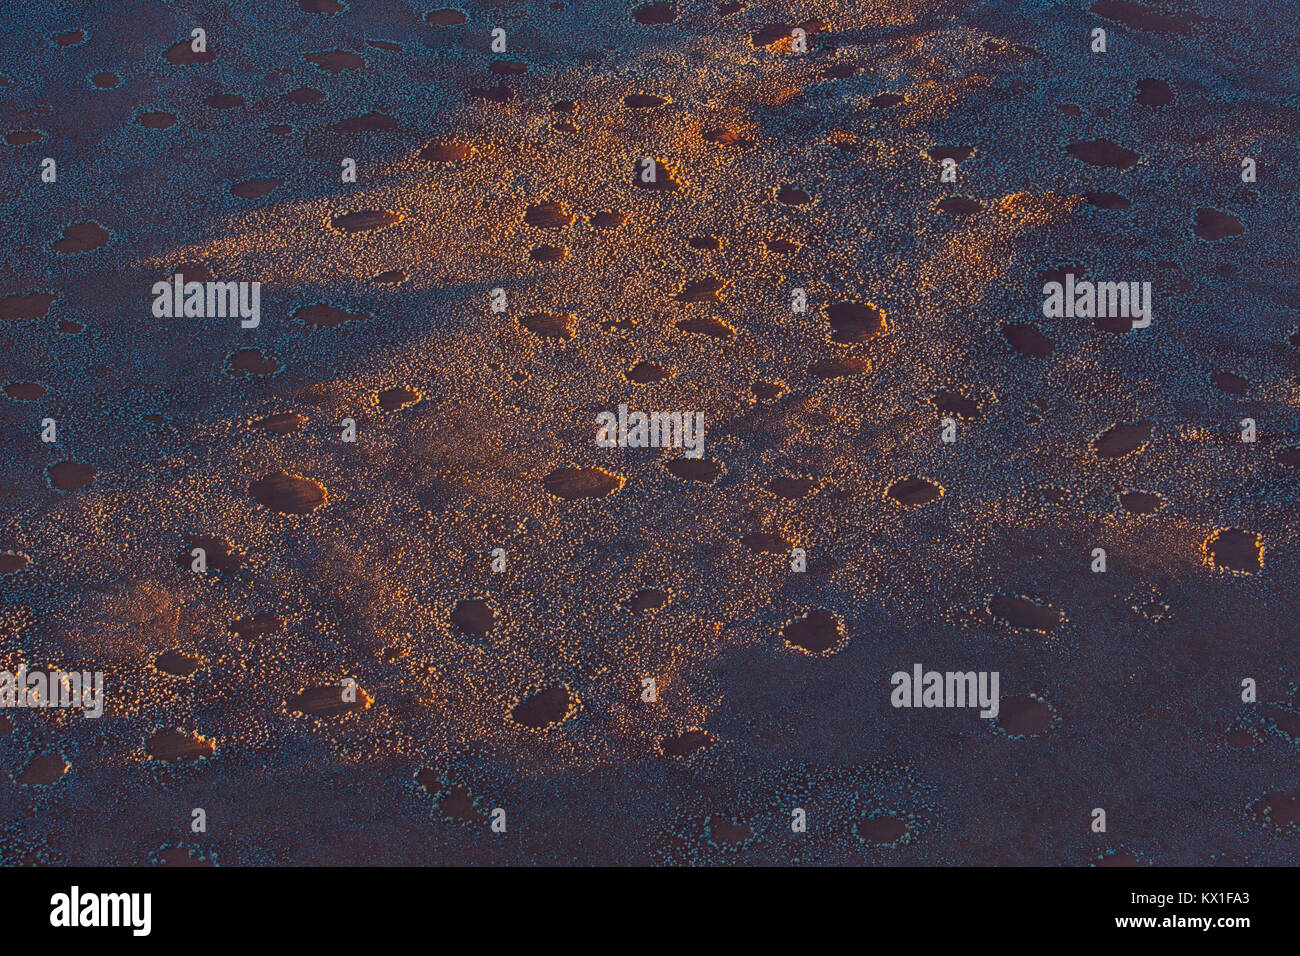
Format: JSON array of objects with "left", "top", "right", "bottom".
[
  {"left": 596, "top": 404, "right": 705, "bottom": 458},
  {"left": 50, "top": 886, "right": 151, "bottom": 936},
  {"left": 151, "top": 273, "right": 261, "bottom": 328},
  {"left": 891, "top": 664, "right": 1000, "bottom": 718},
  {"left": 0, "top": 667, "right": 103, "bottom": 718},
  {"left": 1042, "top": 273, "right": 1151, "bottom": 327}
]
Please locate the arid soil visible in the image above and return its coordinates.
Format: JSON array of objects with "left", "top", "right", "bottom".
[{"left": 0, "top": 0, "right": 1298, "bottom": 865}]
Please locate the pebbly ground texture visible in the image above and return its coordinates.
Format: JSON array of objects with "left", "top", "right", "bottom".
[{"left": 0, "top": 0, "right": 1298, "bottom": 865}]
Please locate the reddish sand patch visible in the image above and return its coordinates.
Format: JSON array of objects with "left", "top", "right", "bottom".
[
  {"left": 284, "top": 87, "right": 325, "bottom": 105},
  {"left": 301, "top": 0, "right": 345, "bottom": 11},
  {"left": 858, "top": 815, "right": 909, "bottom": 844},
  {"left": 467, "top": 84, "right": 515, "bottom": 103},
  {"left": 52, "top": 221, "right": 108, "bottom": 254},
  {"left": 624, "top": 93, "right": 667, "bottom": 108},
  {"left": 930, "top": 145, "right": 975, "bottom": 163},
  {"left": 1085, "top": 191, "right": 1130, "bottom": 210},
  {"left": 676, "top": 277, "right": 727, "bottom": 303},
  {"left": 776, "top": 184, "right": 813, "bottom": 205},
  {"left": 625, "top": 361, "right": 671, "bottom": 383},
  {"left": 305, "top": 50, "right": 365, "bottom": 72},
  {"left": 938, "top": 196, "right": 981, "bottom": 216},
  {"left": 633, "top": 2, "right": 678, "bottom": 24},
  {"left": 524, "top": 201, "right": 574, "bottom": 229},
  {"left": 426, "top": 9, "right": 467, "bottom": 25},
  {"left": 288, "top": 685, "right": 372, "bottom": 717},
  {"left": 249, "top": 473, "right": 327, "bottom": 514},
  {"left": 664, "top": 459, "right": 722, "bottom": 483},
  {"left": 1090, "top": 0, "right": 1200, "bottom": 36},
  {"left": 145, "top": 729, "right": 213, "bottom": 763},
  {"left": 511, "top": 687, "right": 572, "bottom": 728},
  {"left": 156, "top": 651, "right": 202, "bottom": 677},
  {"left": 989, "top": 595, "right": 1060, "bottom": 632},
  {"left": 5, "top": 130, "right": 44, "bottom": 145},
  {"left": 4, "top": 382, "right": 46, "bottom": 401},
  {"left": 139, "top": 111, "right": 177, "bottom": 129},
  {"left": 1251, "top": 791, "right": 1300, "bottom": 828},
  {"left": 677, "top": 315, "right": 734, "bottom": 339},
  {"left": 450, "top": 599, "right": 495, "bottom": 635},
  {"left": 17, "top": 754, "right": 69, "bottom": 786},
  {"left": 255, "top": 412, "right": 304, "bottom": 435},
  {"left": 590, "top": 211, "right": 626, "bottom": 228},
  {"left": 1211, "top": 371, "right": 1248, "bottom": 395},
  {"left": 177, "top": 535, "right": 244, "bottom": 573},
  {"left": 808, "top": 356, "right": 870, "bottom": 379},
  {"left": 1135, "top": 78, "right": 1173, "bottom": 106},
  {"left": 997, "top": 695, "right": 1055, "bottom": 735},
  {"left": 92, "top": 72, "right": 119, "bottom": 88},
  {"left": 1093, "top": 421, "right": 1153, "bottom": 458},
  {"left": 1204, "top": 528, "right": 1263, "bottom": 574},
  {"left": 53, "top": 30, "right": 86, "bottom": 47},
  {"left": 1118, "top": 490, "right": 1162, "bottom": 514},
  {"left": 231, "top": 613, "right": 285, "bottom": 638},
  {"left": 933, "top": 390, "right": 980, "bottom": 420},
  {"left": 887, "top": 476, "right": 943, "bottom": 506},
  {"left": 377, "top": 386, "right": 421, "bottom": 411},
  {"left": 702, "top": 125, "right": 755, "bottom": 149},
  {"left": 783, "top": 609, "right": 844, "bottom": 652},
  {"left": 529, "top": 244, "right": 567, "bottom": 262},
  {"left": 1275, "top": 447, "right": 1300, "bottom": 468},
  {"left": 429, "top": 782, "right": 481, "bottom": 822},
  {"left": 1194, "top": 208, "right": 1244, "bottom": 241},
  {"left": 520, "top": 311, "right": 575, "bottom": 341},
  {"left": 1066, "top": 139, "right": 1139, "bottom": 169},
  {"left": 753, "top": 381, "right": 787, "bottom": 401},
  {"left": 420, "top": 138, "right": 474, "bottom": 162},
  {"left": 204, "top": 93, "right": 244, "bottom": 109},
  {"left": 751, "top": 21, "right": 825, "bottom": 47},
  {"left": 227, "top": 349, "right": 280, "bottom": 376},
  {"left": 769, "top": 475, "right": 814, "bottom": 498},
  {"left": 0, "top": 551, "right": 30, "bottom": 574},
  {"left": 543, "top": 467, "right": 623, "bottom": 498},
  {"left": 48, "top": 460, "right": 94, "bottom": 491},
  {"left": 0, "top": 293, "right": 56, "bottom": 321},
  {"left": 632, "top": 158, "right": 680, "bottom": 191},
  {"left": 164, "top": 40, "right": 215, "bottom": 65},
  {"left": 662, "top": 730, "right": 711, "bottom": 757},
  {"left": 294, "top": 304, "right": 370, "bottom": 327},
  {"left": 740, "top": 531, "right": 791, "bottom": 554},
  {"left": 764, "top": 237, "right": 800, "bottom": 254},
  {"left": 331, "top": 112, "right": 400, "bottom": 133},
  {"left": 372, "top": 269, "right": 407, "bottom": 284},
  {"left": 826, "top": 301, "right": 885, "bottom": 343},
  {"left": 630, "top": 588, "right": 668, "bottom": 614},
  {"left": 1002, "top": 323, "right": 1053, "bottom": 357},
  {"left": 330, "top": 209, "right": 401, "bottom": 233},
  {"left": 231, "top": 177, "right": 283, "bottom": 199}
]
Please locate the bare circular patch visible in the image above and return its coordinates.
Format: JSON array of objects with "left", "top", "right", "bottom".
[
  {"left": 782, "top": 609, "right": 845, "bottom": 653},
  {"left": 511, "top": 686, "right": 573, "bottom": 728},
  {"left": 249, "top": 473, "right": 327, "bottom": 514},
  {"left": 543, "top": 467, "right": 623, "bottom": 498},
  {"left": 1203, "top": 528, "right": 1263, "bottom": 574}
]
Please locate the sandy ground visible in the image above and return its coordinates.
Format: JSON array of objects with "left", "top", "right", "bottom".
[{"left": 0, "top": 0, "right": 1298, "bottom": 865}]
